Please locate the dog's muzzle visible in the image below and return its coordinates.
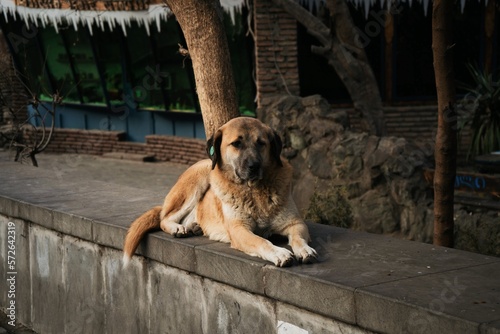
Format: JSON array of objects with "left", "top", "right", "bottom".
[
  {"left": 236, "top": 160, "right": 263, "bottom": 182},
  {"left": 247, "top": 161, "right": 262, "bottom": 181}
]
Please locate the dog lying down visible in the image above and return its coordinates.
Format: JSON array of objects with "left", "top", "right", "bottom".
[{"left": 123, "top": 117, "right": 317, "bottom": 267}]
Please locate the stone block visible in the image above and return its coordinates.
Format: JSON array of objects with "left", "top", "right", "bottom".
[
  {"left": 30, "top": 225, "right": 65, "bottom": 334},
  {"left": 103, "top": 250, "right": 149, "bottom": 333},
  {"left": 62, "top": 235, "right": 104, "bottom": 334},
  {"left": 50, "top": 211, "right": 93, "bottom": 242},
  {"left": 276, "top": 303, "right": 371, "bottom": 334},
  {"left": 481, "top": 320, "right": 500, "bottom": 334},
  {"left": 263, "top": 265, "right": 356, "bottom": 324},
  {"left": 149, "top": 262, "right": 205, "bottom": 333},
  {"left": 195, "top": 241, "right": 267, "bottom": 294},
  {"left": 202, "top": 279, "right": 276, "bottom": 334},
  {"left": 0, "top": 198, "right": 19, "bottom": 221},
  {"left": 92, "top": 220, "right": 128, "bottom": 251},
  {"left": 141, "top": 232, "right": 214, "bottom": 273},
  {"left": 0, "top": 217, "right": 31, "bottom": 327},
  {"left": 356, "top": 262, "right": 500, "bottom": 333},
  {"left": 17, "top": 203, "right": 54, "bottom": 230}
]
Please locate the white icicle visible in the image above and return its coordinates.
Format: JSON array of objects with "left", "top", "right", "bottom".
[{"left": 0, "top": 0, "right": 246, "bottom": 34}]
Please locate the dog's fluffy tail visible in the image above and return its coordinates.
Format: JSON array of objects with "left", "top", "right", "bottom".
[{"left": 123, "top": 206, "right": 162, "bottom": 267}]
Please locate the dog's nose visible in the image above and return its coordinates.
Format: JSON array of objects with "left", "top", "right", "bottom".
[{"left": 248, "top": 161, "right": 261, "bottom": 175}]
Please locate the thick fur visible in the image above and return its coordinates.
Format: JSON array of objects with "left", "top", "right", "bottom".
[{"left": 123, "top": 117, "right": 317, "bottom": 267}]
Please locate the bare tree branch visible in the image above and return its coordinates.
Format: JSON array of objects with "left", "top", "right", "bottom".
[{"left": 270, "top": 0, "right": 387, "bottom": 135}]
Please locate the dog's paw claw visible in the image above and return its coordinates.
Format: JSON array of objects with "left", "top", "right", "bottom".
[
  {"left": 172, "top": 225, "right": 189, "bottom": 238},
  {"left": 190, "top": 222, "right": 203, "bottom": 236},
  {"left": 294, "top": 245, "right": 318, "bottom": 264},
  {"left": 270, "top": 247, "right": 294, "bottom": 267}
]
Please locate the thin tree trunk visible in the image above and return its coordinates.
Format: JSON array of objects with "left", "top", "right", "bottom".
[
  {"left": 271, "top": 0, "right": 387, "bottom": 136},
  {"left": 324, "top": 0, "right": 386, "bottom": 136},
  {"left": 432, "top": 0, "right": 457, "bottom": 247},
  {"left": 165, "top": 0, "right": 239, "bottom": 138}
]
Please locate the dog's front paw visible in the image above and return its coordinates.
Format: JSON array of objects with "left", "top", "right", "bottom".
[
  {"left": 294, "top": 244, "right": 318, "bottom": 264},
  {"left": 186, "top": 221, "right": 203, "bottom": 236},
  {"left": 191, "top": 223, "right": 203, "bottom": 236},
  {"left": 268, "top": 246, "right": 294, "bottom": 267},
  {"left": 161, "top": 221, "right": 189, "bottom": 237}
]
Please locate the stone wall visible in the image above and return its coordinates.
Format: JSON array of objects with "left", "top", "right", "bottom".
[
  {"left": 259, "top": 94, "right": 493, "bottom": 248},
  {"left": 0, "top": 217, "right": 368, "bottom": 334},
  {"left": 259, "top": 95, "right": 436, "bottom": 242},
  {"left": 1, "top": 154, "right": 499, "bottom": 334}
]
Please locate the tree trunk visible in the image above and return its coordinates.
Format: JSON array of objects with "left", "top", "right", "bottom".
[
  {"left": 432, "top": 0, "right": 457, "bottom": 247},
  {"left": 165, "top": 0, "right": 239, "bottom": 138},
  {"left": 324, "top": 0, "right": 386, "bottom": 136},
  {"left": 271, "top": 0, "right": 387, "bottom": 136}
]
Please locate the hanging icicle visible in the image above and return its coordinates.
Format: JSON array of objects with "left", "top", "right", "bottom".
[{"left": 0, "top": 0, "right": 482, "bottom": 34}]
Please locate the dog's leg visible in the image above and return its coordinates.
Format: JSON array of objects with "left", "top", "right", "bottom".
[
  {"left": 282, "top": 221, "right": 318, "bottom": 264},
  {"left": 275, "top": 196, "right": 318, "bottom": 263},
  {"left": 228, "top": 223, "right": 294, "bottom": 267},
  {"left": 160, "top": 218, "right": 190, "bottom": 237}
]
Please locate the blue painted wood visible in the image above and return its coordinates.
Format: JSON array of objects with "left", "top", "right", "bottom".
[
  {"left": 153, "top": 113, "right": 175, "bottom": 136},
  {"left": 174, "top": 119, "right": 195, "bottom": 138},
  {"left": 126, "top": 110, "right": 153, "bottom": 142},
  {"left": 194, "top": 120, "right": 206, "bottom": 140},
  {"left": 32, "top": 102, "right": 206, "bottom": 143},
  {"left": 108, "top": 115, "right": 128, "bottom": 133}
]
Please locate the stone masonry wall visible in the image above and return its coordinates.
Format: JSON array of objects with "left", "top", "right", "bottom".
[
  {"left": 1, "top": 159, "right": 499, "bottom": 334},
  {"left": 0, "top": 216, "right": 365, "bottom": 334},
  {"left": 259, "top": 95, "right": 436, "bottom": 242}
]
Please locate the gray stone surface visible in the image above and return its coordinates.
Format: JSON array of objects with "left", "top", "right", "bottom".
[
  {"left": 30, "top": 225, "right": 65, "bottom": 334},
  {"left": 149, "top": 262, "right": 205, "bottom": 334},
  {"left": 203, "top": 279, "right": 277, "bottom": 334},
  {"left": 62, "top": 235, "right": 105, "bottom": 333},
  {"left": 103, "top": 250, "right": 150, "bottom": 334},
  {"left": 356, "top": 262, "right": 500, "bottom": 333},
  {"left": 264, "top": 265, "right": 356, "bottom": 323},
  {"left": 143, "top": 231, "right": 215, "bottom": 273},
  {"left": 196, "top": 241, "right": 268, "bottom": 294},
  {"left": 276, "top": 303, "right": 372, "bottom": 334},
  {"left": 0, "top": 217, "right": 32, "bottom": 330},
  {"left": 1, "top": 151, "right": 500, "bottom": 334}
]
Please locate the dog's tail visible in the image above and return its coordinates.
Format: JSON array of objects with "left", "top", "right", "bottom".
[{"left": 123, "top": 206, "right": 162, "bottom": 267}]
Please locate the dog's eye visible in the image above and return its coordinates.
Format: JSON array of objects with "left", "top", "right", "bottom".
[
  {"left": 256, "top": 139, "right": 266, "bottom": 147},
  {"left": 231, "top": 140, "right": 242, "bottom": 148}
]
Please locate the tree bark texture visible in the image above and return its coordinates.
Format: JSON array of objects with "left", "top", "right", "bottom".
[
  {"left": 432, "top": 0, "right": 457, "bottom": 247},
  {"left": 165, "top": 0, "right": 239, "bottom": 138},
  {"left": 271, "top": 0, "right": 387, "bottom": 136}
]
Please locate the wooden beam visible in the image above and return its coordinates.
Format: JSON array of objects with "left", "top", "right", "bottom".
[
  {"left": 384, "top": 11, "right": 394, "bottom": 104},
  {"left": 484, "top": 0, "right": 496, "bottom": 74}
]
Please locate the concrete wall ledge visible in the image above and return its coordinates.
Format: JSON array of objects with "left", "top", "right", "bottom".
[{"left": 1, "top": 158, "right": 499, "bottom": 333}]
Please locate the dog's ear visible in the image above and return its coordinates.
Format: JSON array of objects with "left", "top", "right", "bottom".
[
  {"left": 207, "top": 129, "right": 223, "bottom": 170},
  {"left": 269, "top": 130, "right": 283, "bottom": 167}
]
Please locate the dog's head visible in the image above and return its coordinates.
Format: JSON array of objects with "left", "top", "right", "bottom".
[{"left": 207, "top": 117, "right": 283, "bottom": 183}]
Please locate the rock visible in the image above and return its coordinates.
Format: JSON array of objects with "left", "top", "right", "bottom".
[
  {"left": 454, "top": 208, "right": 500, "bottom": 256},
  {"left": 292, "top": 169, "right": 318, "bottom": 215},
  {"left": 351, "top": 190, "right": 398, "bottom": 234},
  {"left": 306, "top": 139, "right": 333, "bottom": 179}
]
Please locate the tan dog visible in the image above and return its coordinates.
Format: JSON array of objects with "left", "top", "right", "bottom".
[{"left": 123, "top": 117, "right": 317, "bottom": 267}]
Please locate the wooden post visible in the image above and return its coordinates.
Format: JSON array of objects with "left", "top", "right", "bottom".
[
  {"left": 432, "top": 0, "right": 457, "bottom": 247},
  {"left": 384, "top": 11, "right": 394, "bottom": 104},
  {"left": 484, "top": 0, "right": 496, "bottom": 75}
]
